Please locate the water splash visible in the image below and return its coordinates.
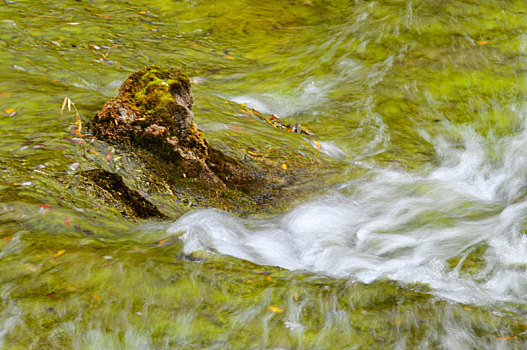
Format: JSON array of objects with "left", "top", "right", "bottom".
[{"left": 169, "top": 106, "right": 527, "bottom": 306}]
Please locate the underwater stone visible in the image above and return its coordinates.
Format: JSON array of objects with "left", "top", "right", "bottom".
[
  {"left": 81, "top": 169, "right": 166, "bottom": 220},
  {"left": 91, "top": 65, "right": 252, "bottom": 191}
]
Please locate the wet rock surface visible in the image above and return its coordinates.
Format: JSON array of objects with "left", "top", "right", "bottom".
[
  {"left": 81, "top": 169, "right": 167, "bottom": 220},
  {"left": 88, "top": 65, "right": 320, "bottom": 217},
  {"left": 91, "top": 66, "right": 253, "bottom": 192}
]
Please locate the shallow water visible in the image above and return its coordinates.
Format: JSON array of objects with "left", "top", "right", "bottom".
[{"left": 1, "top": 0, "right": 527, "bottom": 348}]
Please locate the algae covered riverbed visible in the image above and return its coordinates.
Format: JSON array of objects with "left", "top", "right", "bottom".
[{"left": 1, "top": 0, "right": 527, "bottom": 348}]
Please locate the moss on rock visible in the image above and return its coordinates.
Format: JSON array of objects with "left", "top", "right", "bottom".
[
  {"left": 91, "top": 66, "right": 322, "bottom": 215},
  {"left": 92, "top": 66, "right": 255, "bottom": 193}
]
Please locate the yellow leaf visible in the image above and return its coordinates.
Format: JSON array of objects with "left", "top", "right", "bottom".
[
  {"left": 224, "top": 55, "right": 235, "bottom": 60},
  {"left": 268, "top": 306, "right": 283, "bottom": 313},
  {"left": 139, "top": 10, "right": 148, "bottom": 14},
  {"left": 92, "top": 294, "right": 101, "bottom": 301},
  {"left": 496, "top": 336, "right": 515, "bottom": 341},
  {"left": 281, "top": 163, "right": 288, "bottom": 170},
  {"left": 53, "top": 250, "right": 66, "bottom": 258},
  {"left": 315, "top": 141, "right": 321, "bottom": 151},
  {"left": 389, "top": 319, "right": 403, "bottom": 326},
  {"left": 4, "top": 108, "right": 15, "bottom": 114},
  {"left": 477, "top": 40, "right": 488, "bottom": 45}
]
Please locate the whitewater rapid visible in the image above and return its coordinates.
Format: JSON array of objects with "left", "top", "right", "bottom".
[{"left": 168, "top": 104, "right": 527, "bottom": 307}]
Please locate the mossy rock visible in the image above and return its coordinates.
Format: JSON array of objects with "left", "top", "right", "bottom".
[
  {"left": 92, "top": 65, "right": 252, "bottom": 191},
  {"left": 90, "top": 66, "right": 325, "bottom": 216}
]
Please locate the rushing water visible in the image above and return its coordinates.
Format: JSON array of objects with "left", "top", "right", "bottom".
[{"left": 1, "top": 0, "right": 527, "bottom": 348}]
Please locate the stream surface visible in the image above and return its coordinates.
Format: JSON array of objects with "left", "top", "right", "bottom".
[{"left": 1, "top": 0, "right": 527, "bottom": 348}]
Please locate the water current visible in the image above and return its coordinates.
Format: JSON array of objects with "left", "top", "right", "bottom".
[{"left": 1, "top": 0, "right": 527, "bottom": 348}]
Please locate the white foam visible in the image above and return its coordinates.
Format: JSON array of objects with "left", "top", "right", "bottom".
[{"left": 168, "top": 107, "right": 527, "bottom": 306}]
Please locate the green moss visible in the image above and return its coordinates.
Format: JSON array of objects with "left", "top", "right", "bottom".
[{"left": 447, "top": 242, "right": 489, "bottom": 276}]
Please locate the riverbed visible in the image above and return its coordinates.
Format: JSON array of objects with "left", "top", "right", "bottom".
[{"left": 1, "top": 0, "right": 527, "bottom": 348}]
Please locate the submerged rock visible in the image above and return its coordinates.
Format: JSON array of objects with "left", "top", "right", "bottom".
[
  {"left": 81, "top": 169, "right": 166, "bottom": 220},
  {"left": 92, "top": 66, "right": 252, "bottom": 191}
]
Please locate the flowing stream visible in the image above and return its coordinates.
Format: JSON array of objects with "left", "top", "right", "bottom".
[{"left": 1, "top": 0, "right": 527, "bottom": 348}]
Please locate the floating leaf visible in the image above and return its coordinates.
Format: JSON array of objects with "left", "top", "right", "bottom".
[
  {"left": 53, "top": 250, "right": 66, "bottom": 258},
  {"left": 4, "top": 108, "right": 15, "bottom": 115},
  {"left": 281, "top": 163, "right": 288, "bottom": 170},
  {"left": 224, "top": 55, "right": 235, "bottom": 60},
  {"left": 477, "top": 40, "right": 488, "bottom": 45},
  {"left": 389, "top": 319, "right": 404, "bottom": 326},
  {"left": 496, "top": 336, "right": 515, "bottom": 341},
  {"left": 64, "top": 216, "right": 71, "bottom": 226},
  {"left": 157, "top": 239, "right": 167, "bottom": 246},
  {"left": 315, "top": 141, "right": 321, "bottom": 151},
  {"left": 268, "top": 306, "right": 283, "bottom": 313},
  {"left": 229, "top": 125, "right": 243, "bottom": 131},
  {"left": 38, "top": 204, "right": 52, "bottom": 213}
]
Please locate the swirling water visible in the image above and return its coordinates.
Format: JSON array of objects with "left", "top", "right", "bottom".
[
  {"left": 172, "top": 107, "right": 527, "bottom": 306},
  {"left": 1, "top": 0, "right": 527, "bottom": 348}
]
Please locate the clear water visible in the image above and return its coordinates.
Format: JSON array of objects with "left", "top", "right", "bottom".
[{"left": 1, "top": 0, "right": 527, "bottom": 348}]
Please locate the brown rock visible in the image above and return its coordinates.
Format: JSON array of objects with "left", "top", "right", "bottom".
[{"left": 91, "top": 65, "right": 253, "bottom": 191}]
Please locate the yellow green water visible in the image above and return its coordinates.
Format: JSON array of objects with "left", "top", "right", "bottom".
[{"left": 1, "top": 0, "right": 527, "bottom": 348}]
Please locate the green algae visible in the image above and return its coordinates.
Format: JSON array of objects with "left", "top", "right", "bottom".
[
  {"left": 0, "top": 0, "right": 526, "bottom": 348},
  {"left": 2, "top": 232, "right": 527, "bottom": 349}
]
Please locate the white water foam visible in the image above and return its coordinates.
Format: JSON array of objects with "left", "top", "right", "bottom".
[{"left": 168, "top": 107, "right": 527, "bottom": 306}]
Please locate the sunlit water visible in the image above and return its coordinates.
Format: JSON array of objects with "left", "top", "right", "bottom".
[{"left": 1, "top": 0, "right": 527, "bottom": 348}]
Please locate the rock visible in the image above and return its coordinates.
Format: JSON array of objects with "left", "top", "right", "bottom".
[
  {"left": 81, "top": 169, "right": 166, "bottom": 220},
  {"left": 91, "top": 66, "right": 252, "bottom": 191}
]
